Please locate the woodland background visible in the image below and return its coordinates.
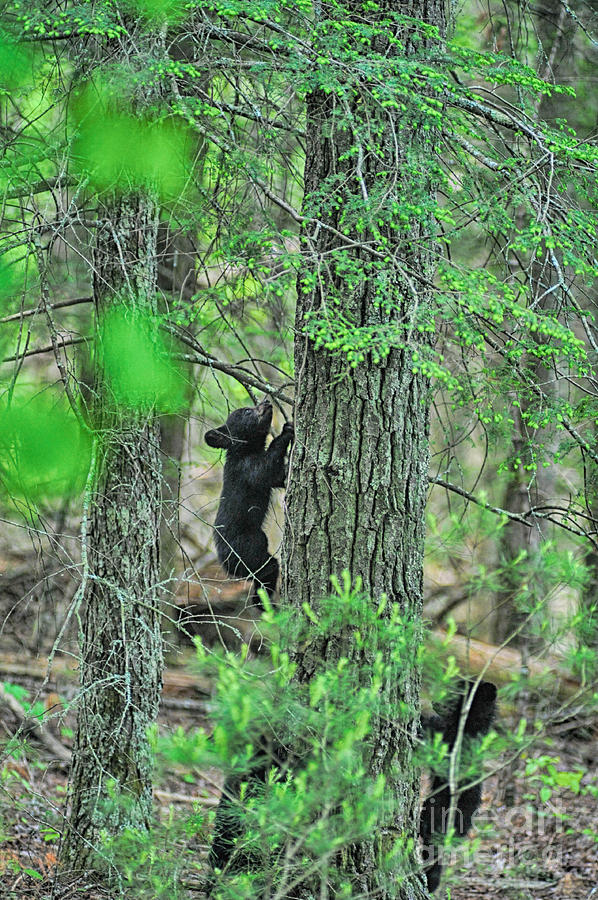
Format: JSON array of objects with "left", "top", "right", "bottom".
[{"left": 0, "top": 0, "right": 597, "bottom": 898}]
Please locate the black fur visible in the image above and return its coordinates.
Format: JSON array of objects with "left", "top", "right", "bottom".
[
  {"left": 419, "top": 680, "right": 497, "bottom": 893},
  {"left": 205, "top": 399, "right": 294, "bottom": 603}
]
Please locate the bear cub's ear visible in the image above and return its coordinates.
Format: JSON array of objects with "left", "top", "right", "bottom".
[{"left": 205, "top": 427, "right": 234, "bottom": 449}]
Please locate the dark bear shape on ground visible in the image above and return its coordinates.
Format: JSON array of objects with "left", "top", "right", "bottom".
[
  {"left": 419, "top": 679, "right": 498, "bottom": 893},
  {"left": 205, "top": 399, "right": 294, "bottom": 603},
  {"left": 208, "top": 736, "right": 290, "bottom": 886}
]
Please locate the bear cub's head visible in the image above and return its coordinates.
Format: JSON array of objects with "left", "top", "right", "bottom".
[{"left": 205, "top": 399, "right": 273, "bottom": 452}]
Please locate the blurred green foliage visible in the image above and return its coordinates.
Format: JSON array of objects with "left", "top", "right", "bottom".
[
  {"left": 130, "top": 0, "right": 187, "bottom": 23},
  {"left": 99, "top": 307, "right": 187, "bottom": 413},
  {"left": 0, "top": 255, "right": 24, "bottom": 307},
  {"left": 0, "top": 32, "right": 33, "bottom": 92},
  {"left": 72, "top": 84, "right": 192, "bottom": 200},
  {"left": 0, "top": 390, "right": 91, "bottom": 503}
]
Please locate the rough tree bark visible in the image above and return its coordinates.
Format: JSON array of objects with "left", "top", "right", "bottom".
[
  {"left": 60, "top": 195, "right": 163, "bottom": 871},
  {"left": 283, "top": 3, "right": 446, "bottom": 898}
]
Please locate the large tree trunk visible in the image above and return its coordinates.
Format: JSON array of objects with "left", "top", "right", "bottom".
[
  {"left": 283, "top": 4, "right": 445, "bottom": 897},
  {"left": 60, "top": 196, "right": 163, "bottom": 871}
]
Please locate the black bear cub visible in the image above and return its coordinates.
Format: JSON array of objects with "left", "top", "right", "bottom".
[
  {"left": 419, "top": 679, "right": 497, "bottom": 893},
  {"left": 205, "top": 398, "right": 294, "bottom": 603}
]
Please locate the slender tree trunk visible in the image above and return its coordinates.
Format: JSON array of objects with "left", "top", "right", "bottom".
[
  {"left": 492, "top": 0, "right": 570, "bottom": 648},
  {"left": 581, "top": 479, "right": 598, "bottom": 653},
  {"left": 493, "top": 403, "right": 549, "bottom": 647},
  {"left": 157, "top": 226, "right": 197, "bottom": 581},
  {"left": 283, "top": 4, "right": 445, "bottom": 897},
  {"left": 60, "top": 195, "right": 163, "bottom": 871}
]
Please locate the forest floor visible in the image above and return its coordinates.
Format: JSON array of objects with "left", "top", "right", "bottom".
[
  {"left": 0, "top": 547, "right": 596, "bottom": 900},
  {"left": 0, "top": 643, "right": 596, "bottom": 900}
]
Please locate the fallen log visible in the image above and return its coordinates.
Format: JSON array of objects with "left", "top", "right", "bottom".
[
  {"left": 432, "top": 629, "right": 584, "bottom": 701},
  {"left": 0, "top": 651, "right": 212, "bottom": 696}
]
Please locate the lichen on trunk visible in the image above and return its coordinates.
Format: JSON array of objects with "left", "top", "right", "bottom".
[{"left": 60, "top": 195, "right": 163, "bottom": 871}]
